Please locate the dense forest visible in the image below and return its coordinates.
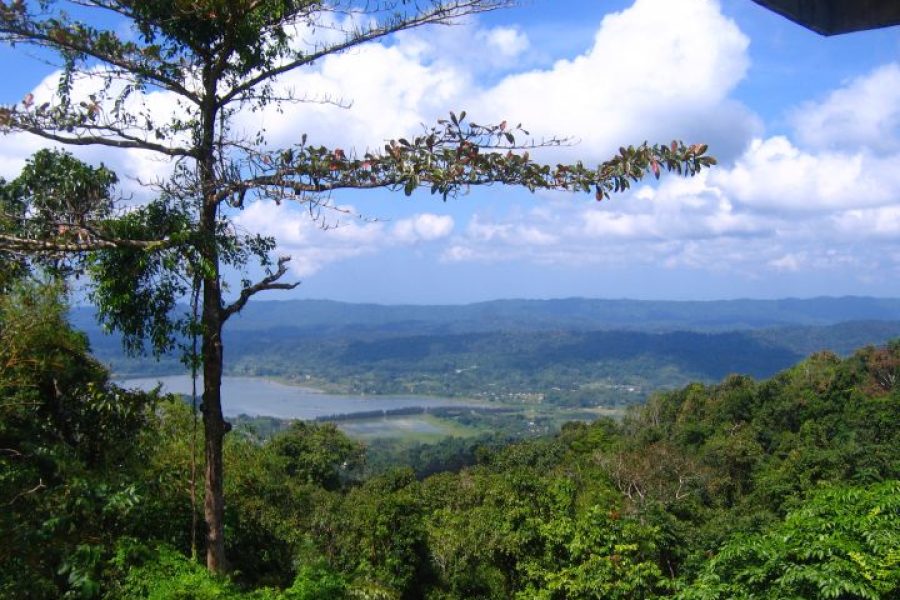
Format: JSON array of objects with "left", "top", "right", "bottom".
[{"left": 3, "top": 282, "right": 898, "bottom": 599}]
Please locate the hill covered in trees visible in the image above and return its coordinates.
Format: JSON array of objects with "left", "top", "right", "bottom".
[
  {"left": 4, "top": 284, "right": 898, "bottom": 598},
  {"left": 79, "top": 298, "right": 900, "bottom": 406}
]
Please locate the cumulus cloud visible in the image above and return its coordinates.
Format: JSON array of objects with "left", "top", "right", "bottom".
[
  {"left": 234, "top": 201, "right": 453, "bottom": 276},
  {"left": 832, "top": 206, "right": 900, "bottom": 240},
  {"left": 440, "top": 171, "right": 777, "bottom": 272},
  {"left": 0, "top": 131, "right": 44, "bottom": 179},
  {"left": 395, "top": 22, "right": 532, "bottom": 74},
  {"left": 712, "top": 136, "right": 900, "bottom": 213},
  {"left": 239, "top": 41, "right": 470, "bottom": 153},
  {"left": 470, "top": 0, "right": 759, "bottom": 164},
  {"left": 792, "top": 63, "right": 900, "bottom": 152},
  {"left": 392, "top": 214, "right": 454, "bottom": 243},
  {"left": 482, "top": 26, "right": 530, "bottom": 59},
  {"left": 241, "top": 0, "right": 759, "bottom": 165},
  {"left": 433, "top": 44, "right": 900, "bottom": 287}
]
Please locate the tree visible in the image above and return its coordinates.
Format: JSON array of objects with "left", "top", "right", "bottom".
[
  {"left": 0, "top": 281, "right": 159, "bottom": 597},
  {"left": 677, "top": 481, "right": 900, "bottom": 600},
  {"left": 0, "top": 149, "right": 120, "bottom": 289},
  {"left": 0, "top": 0, "right": 716, "bottom": 572}
]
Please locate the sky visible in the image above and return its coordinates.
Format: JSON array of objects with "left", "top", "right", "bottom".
[{"left": 2, "top": 0, "right": 900, "bottom": 304}]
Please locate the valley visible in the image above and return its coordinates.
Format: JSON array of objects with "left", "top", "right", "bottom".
[{"left": 95, "top": 297, "right": 900, "bottom": 444}]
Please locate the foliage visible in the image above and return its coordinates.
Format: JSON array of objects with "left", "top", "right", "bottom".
[
  {"left": 268, "top": 422, "right": 365, "bottom": 490},
  {"left": 677, "top": 481, "right": 900, "bottom": 600},
  {"left": 0, "top": 149, "right": 116, "bottom": 287},
  {"left": 108, "top": 542, "right": 348, "bottom": 599},
  {"left": 221, "top": 422, "right": 363, "bottom": 588},
  {"left": 0, "top": 281, "right": 159, "bottom": 598},
  {"left": 326, "top": 469, "right": 433, "bottom": 598},
  {"left": 517, "top": 504, "right": 670, "bottom": 600}
]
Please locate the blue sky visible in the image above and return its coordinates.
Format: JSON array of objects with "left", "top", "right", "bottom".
[{"left": 2, "top": 0, "right": 900, "bottom": 304}]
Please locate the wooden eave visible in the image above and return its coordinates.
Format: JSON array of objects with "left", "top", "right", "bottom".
[{"left": 752, "top": 0, "right": 900, "bottom": 35}]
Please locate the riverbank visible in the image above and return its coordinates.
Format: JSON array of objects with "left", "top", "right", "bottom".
[{"left": 117, "top": 374, "right": 486, "bottom": 420}]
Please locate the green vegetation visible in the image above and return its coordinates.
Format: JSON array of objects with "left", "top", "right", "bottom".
[{"left": 3, "top": 281, "right": 898, "bottom": 598}]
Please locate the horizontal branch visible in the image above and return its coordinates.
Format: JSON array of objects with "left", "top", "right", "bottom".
[
  {"left": 221, "top": 256, "right": 300, "bottom": 321},
  {"left": 0, "top": 232, "right": 170, "bottom": 253},
  {"left": 7, "top": 120, "right": 194, "bottom": 158},
  {"left": 0, "top": 4, "right": 201, "bottom": 104},
  {"left": 222, "top": 113, "right": 716, "bottom": 205},
  {"left": 219, "top": 0, "right": 514, "bottom": 107}
]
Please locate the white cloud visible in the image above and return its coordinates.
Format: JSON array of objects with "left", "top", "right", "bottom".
[
  {"left": 443, "top": 69, "right": 900, "bottom": 283},
  {"left": 471, "top": 0, "right": 758, "bottom": 163},
  {"left": 395, "top": 22, "right": 533, "bottom": 74},
  {"left": 481, "top": 26, "right": 530, "bottom": 59},
  {"left": 793, "top": 63, "right": 900, "bottom": 152},
  {"left": 768, "top": 253, "right": 804, "bottom": 272},
  {"left": 234, "top": 201, "right": 453, "bottom": 276},
  {"left": 241, "top": 41, "right": 468, "bottom": 153},
  {"left": 440, "top": 170, "right": 777, "bottom": 272},
  {"left": 713, "top": 136, "right": 900, "bottom": 213},
  {"left": 832, "top": 205, "right": 900, "bottom": 239},
  {"left": 0, "top": 132, "right": 44, "bottom": 179},
  {"left": 242, "top": 0, "right": 759, "bottom": 166},
  {"left": 393, "top": 213, "right": 454, "bottom": 243}
]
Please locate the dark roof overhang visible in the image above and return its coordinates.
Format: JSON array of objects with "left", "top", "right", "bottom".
[{"left": 752, "top": 0, "right": 900, "bottom": 35}]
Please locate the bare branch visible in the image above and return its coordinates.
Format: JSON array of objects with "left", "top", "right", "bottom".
[
  {"left": 6, "top": 479, "right": 45, "bottom": 506},
  {"left": 221, "top": 256, "right": 300, "bottom": 321},
  {"left": 219, "top": 0, "right": 515, "bottom": 107},
  {"left": 0, "top": 232, "right": 170, "bottom": 253},
  {"left": 7, "top": 120, "right": 194, "bottom": 158},
  {"left": 0, "top": 4, "right": 202, "bottom": 103}
]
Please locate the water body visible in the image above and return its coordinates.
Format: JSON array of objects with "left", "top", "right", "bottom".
[{"left": 118, "top": 375, "right": 478, "bottom": 420}]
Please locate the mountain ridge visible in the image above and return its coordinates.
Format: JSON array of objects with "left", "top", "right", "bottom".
[{"left": 71, "top": 295, "right": 900, "bottom": 336}]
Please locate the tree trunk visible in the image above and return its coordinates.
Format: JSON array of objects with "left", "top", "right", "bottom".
[
  {"left": 201, "top": 268, "right": 227, "bottom": 573},
  {"left": 198, "top": 70, "right": 227, "bottom": 572}
]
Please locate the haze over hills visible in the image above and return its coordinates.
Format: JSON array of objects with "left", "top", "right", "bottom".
[
  {"left": 73, "top": 297, "right": 900, "bottom": 404},
  {"left": 221, "top": 296, "right": 900, "bottom": 334},
  {"left": 72, "top": 295, "right": 900, "bottom": 337}
]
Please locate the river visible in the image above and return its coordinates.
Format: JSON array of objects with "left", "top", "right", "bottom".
[{"left": 118, "top": 375, "right": 478, "bottom": 420}]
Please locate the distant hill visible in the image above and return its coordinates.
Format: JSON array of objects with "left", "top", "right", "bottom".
[
  {"left": 70, "top": 296, "right": 900, "bottom": 338},
  {"left": 75, "top": 296, "right": 900, "bottom": 405},
  {"left": 752, "top": 320, "right": 900, "bottom": 356}
]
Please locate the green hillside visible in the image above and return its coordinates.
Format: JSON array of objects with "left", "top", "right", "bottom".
[
  {"left": 89, "top": 305, "right": 900, "bottom": 407},
  {"left": 5, "top": 287, "right": 898, "bottom": 598}
]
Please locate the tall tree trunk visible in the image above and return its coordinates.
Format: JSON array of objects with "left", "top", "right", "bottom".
[
  {"left": 201, "top": 270, "right": 227, "bottom": 573},
  {"left": 198, "top": 72, "right": 227, "bottom": 572}
]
